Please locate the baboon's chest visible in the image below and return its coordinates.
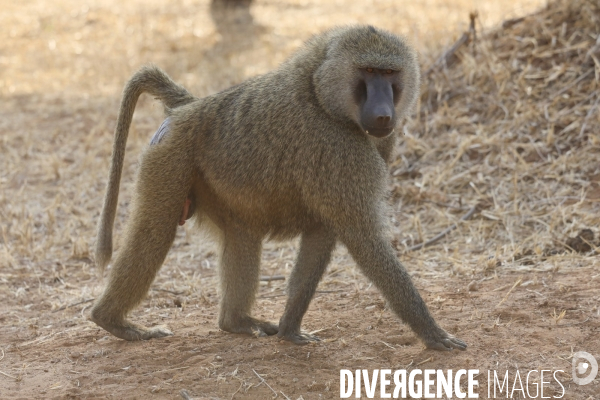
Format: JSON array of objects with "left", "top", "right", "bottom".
[{"left": 195, "top": 170, "right": 316, "bottom": 237}]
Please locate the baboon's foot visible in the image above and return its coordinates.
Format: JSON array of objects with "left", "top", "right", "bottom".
[
  {"left": 219, "top": 315, "right": 279, "bottom": 338},
  {"left": 421, "top": 328, "right": 467, "bottom": 351},
  {"left": 91, "top": 313, "right": 172, "bottom": 341},
  {"left": 277, "top": 330, "right": 321, "bottom": 345}
]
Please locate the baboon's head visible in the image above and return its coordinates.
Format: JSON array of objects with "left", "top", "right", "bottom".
[{"left": 313, "top": 25, "right": 420, "bottom": 138}]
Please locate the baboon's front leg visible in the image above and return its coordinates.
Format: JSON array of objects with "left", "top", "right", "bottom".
[
  {"left": 91, "top": 143, "right": 193, "bottom": 340},
  {"left": 339, "top": 221, "right": 467, "bottom": 351},
  {"left": 217, "top": 227, "right": 278, "bottom": 337},
  {"left": 278, "top": 226, "right": 336, "bottom": 344}
]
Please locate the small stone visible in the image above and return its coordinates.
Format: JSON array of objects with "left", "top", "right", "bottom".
[{"left": 467, "top": 280, "right": 479, "bottom": 291}]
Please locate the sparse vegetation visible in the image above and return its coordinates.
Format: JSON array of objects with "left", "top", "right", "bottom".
[{"left": 1, "top": 0, "right": 598, "bottom": 398}]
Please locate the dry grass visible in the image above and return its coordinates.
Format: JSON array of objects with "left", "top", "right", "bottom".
[
  {"left": 1, "top": 0, "right": 599, "bottom": 398},
  {"left": 391, "top": 0, "right": 600, "bottom": 275},
  {"left": 0, "top": 0, "right": 546, "bottom": 97},
  {"left": 0, "top": 0, "right": 555, "bottom": 311}
]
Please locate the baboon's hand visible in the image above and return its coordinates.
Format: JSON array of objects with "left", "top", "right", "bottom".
[
  {"left": 278, "top": 331, "right": 321, "bottom": 345},
  {"left": 423, "top": 329, "right": 467, "bottom": 351}
]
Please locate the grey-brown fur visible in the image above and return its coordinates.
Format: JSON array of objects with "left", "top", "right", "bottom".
[{"left": 93, "top": 25, "right": 466, "bottom": 350}]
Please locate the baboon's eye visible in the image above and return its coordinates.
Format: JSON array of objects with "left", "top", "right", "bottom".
[
  {"left": 365, "top": 68, "right": 374, "bottom": 73},
  {"left": 384, "top": 69, "right": 394, "bottom": 74},
  {"left": 392, "top": 83, "right": 402, "bottom": 105},
  {"left": 354, "top": 79, "right": 367, "bottom": 105}
]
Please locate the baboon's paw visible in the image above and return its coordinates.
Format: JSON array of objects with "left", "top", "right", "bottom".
[
  {"left": 220, "top": 316, "right": 279, "bottom": 337},
  {"left": 91, "top": 314, "right": 173, "bottom": 341},
  {"left": 251, "top": 322, "right": 280, "bottom": 338},
  {"left": 112, "top": 324, "right": 173, "bottom": 341},
  {"left": 278, "top": 331, "right": 321, "bottom": 345},
  {"left": 423, "top": 329, "right": 467, "bottom": 351},
  {"left": 131, "top": 325, "right": 173, "bottom": 341}
]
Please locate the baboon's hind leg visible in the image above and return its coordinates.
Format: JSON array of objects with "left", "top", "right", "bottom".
[
  {"left": 91, "top": 144, "right": 193, "bottom": 341},
  {"left": 218, "top": 227, "right": 278, "bottom": 337},
  {"left": 278, "top": 226, "right": 336, "bottom": 344}
]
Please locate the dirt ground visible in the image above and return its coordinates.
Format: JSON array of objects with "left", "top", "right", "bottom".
[{"left": 1, "top": 0, "right": 599, "bottom": 399}]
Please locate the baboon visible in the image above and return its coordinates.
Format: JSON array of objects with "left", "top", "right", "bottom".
[
  {"left": 210, "top": 0, "right": 254, "bottom": 30},
  {"left": 212, "top": 0, "right": 252, "bottom": 6},
  {"left": 93, "top": 25, "right": 467, "bottom": 351}
]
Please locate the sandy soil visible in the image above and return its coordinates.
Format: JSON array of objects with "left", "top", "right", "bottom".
[
  {"left": 2, "top": 262, "right": 599, "bottom": 399},
  {"left": 1, "top": 0, "right": 599, "bottom": 399}
]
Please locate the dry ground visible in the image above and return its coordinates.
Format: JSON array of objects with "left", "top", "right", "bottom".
[{"left": 1, "top": 0, "right": 599, "bottom": 399}]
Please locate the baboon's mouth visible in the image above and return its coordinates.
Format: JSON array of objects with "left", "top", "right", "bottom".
[{"left": 363, "top": 126, "right": 394, "bottom": 138}]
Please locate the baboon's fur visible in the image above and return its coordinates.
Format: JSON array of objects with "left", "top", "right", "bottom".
[{"left": 92, "top": 25, "right": 467, "bottom": 350}]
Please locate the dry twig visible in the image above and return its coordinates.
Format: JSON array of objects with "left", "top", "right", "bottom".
[
  {"left": 0, "top": 371, "right": 17, "bottom": 380},
  {"left": 180, "top": 389, "right": 192, "bottom": 400},
  {"left": 53, "top": 298, "right": 95, "bottom": 312},
  {"left": 425, "top": 12, "right": 477, "bottom": 75},
  {"left": 252, "top": 369, "right": 278, "bottom": 398},
  {"left": 407, "top": 205, "right": 479, "bottom": 252},
  {"left": 259, "top": 275, "right": 285, "bottom": 282},
  {"left": 496, "top": 277, "right": 523, "bottom": 307}
]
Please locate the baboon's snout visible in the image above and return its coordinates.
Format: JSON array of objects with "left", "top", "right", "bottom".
[{"left": 361, "top": 75, "right": 396, "bottom": 137}]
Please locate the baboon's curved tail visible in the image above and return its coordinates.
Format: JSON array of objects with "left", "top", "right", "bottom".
[{"left": 95, "top": 66, "right": 197, "bottom": 272}]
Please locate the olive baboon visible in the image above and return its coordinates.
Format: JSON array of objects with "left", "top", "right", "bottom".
[
  {"left": 93, "top": 25, "right": 467, "bottom": 351},
  {"left": 212, "top": 0, "right": 251, "bottom": 6}
]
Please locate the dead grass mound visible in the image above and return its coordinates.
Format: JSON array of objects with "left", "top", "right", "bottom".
[{"left": 390, "top": 0, "right": 600, "bottom": 268}]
